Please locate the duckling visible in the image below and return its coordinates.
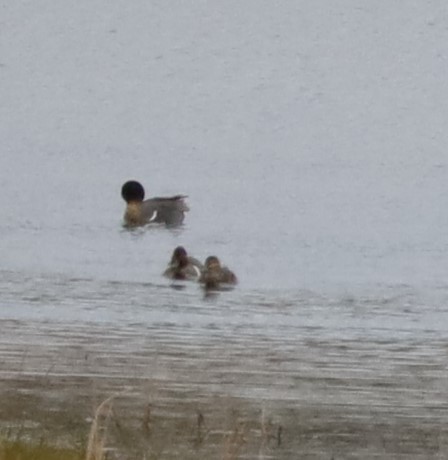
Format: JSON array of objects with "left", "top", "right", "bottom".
[
  {"left": 163, "top": 246, "right": 203, "bottom": 281},
  {"left": 121, "top": 180, "right": 189, "bottom": 227},
  {"left": 199, "top": 255, "right": 237, "bottom": 289}
]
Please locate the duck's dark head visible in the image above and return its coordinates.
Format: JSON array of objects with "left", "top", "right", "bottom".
[
  {"left": 202, "top": 256, "right": 222, "bottom": 290},
  {"left": 121, "top": 180, "right": 145, "bottom": 203},
  {"left": 204, "top": 256, "right": 221, "bottom": 270},
  {"left": 171, "top": 246, "right": 189, "bottom": 268}
]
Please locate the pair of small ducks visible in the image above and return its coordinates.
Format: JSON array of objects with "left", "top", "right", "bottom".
[
  {"left": 121, "top": 180, "right": 237, "bottom": 288},
  {"left": 163, "top": 246, "right": 237, "bottom": 289}
]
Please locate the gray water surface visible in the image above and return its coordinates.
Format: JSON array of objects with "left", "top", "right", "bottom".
[{"left": 1, "top": 1, "right": 448, "bottom": 458}]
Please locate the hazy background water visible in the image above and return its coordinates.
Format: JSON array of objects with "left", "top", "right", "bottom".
[
  {"left": 1, "top": 0, "right": 448, "bottom": 290},
  {"left": 1, "top": 1, "right": 448, "bottom": 457}
]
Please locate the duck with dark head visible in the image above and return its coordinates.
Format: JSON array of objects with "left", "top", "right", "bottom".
[
  {"left": 163, "top": 246, "right": 203, "bottom": 281},
  {"left": 121, "top": 180, "right": 189, "bottom": 227},
  {"left": 199, "top": 255, "right": 237, "bottom": 290}
]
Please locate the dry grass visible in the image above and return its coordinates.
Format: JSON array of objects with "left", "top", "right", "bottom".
[
  {"left": 84, "top": 395, "right": 282, "bottom": 460},
  {"left": 0, "top": 390, "right": 286, "bottom": 460},
  {"left": 0, "top": 393, "right": 120, "bottom": 460},
  {"left": 85, "top": 394, "right": 117, "bottom": 460},
  {"left": 221, "top": 421, "right": 247, "bottom": 460}
]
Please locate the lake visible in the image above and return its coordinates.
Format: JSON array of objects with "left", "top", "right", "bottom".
[{"left": 1, "top": 1, "right": 448, "bottom": 458}]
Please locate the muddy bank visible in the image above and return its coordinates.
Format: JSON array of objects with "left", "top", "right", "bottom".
[{"left": 1, "top": 312, "right": 448, "bottom": 459}]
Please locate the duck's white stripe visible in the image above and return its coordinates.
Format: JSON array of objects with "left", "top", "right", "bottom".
[
  {"left": 148, "top": 210, "right": 158, "bottom": 222},
  {"left": 193, "top": 265, "right": 201, "bottom": 277}
]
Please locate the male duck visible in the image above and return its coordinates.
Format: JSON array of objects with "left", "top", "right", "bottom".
[
  {"left": 121, "top": 180, "right": 189, "bottom": 227},
  {"left": 199, "top": 255, "right": 238, "bottom": 289},
  {"left": 163, "top": 246, "right": 203, "bottom": 281}
]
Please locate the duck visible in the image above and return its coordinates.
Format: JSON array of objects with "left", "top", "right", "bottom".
[
  {"left": 163, "top": 246, "right": 203, "bottom": 281},
  {"left": 121, "top": 180, "right": 189, "bottom": 227},
  {"left": 199, "top": 255, "right": 238, "bottom": 289}
]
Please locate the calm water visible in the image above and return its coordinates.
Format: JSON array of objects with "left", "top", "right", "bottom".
[{"left": 1, "top": 1, "right": 448, "bottom": 457}]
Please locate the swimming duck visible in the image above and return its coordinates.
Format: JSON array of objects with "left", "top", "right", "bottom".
[
  {"left": 163, "top": 246, "right": 203, "bottom": 280},
  {"left": 199, "top": 255, "right": 238, "bottom": 289},
  {"left": 121, "top": 180, "right": 189, "bottom": 227}
]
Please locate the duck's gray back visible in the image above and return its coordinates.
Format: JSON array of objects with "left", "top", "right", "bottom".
[{"left": 141, "top": 196, "right": 188, "bottom": 226}]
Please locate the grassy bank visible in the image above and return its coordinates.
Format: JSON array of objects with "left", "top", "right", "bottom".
[
  {"left": 0, "top": 391, "right": 283, "bottom": 460},
  {"left": 0, "top": 439, "right": 83, "bottom": 460}
]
